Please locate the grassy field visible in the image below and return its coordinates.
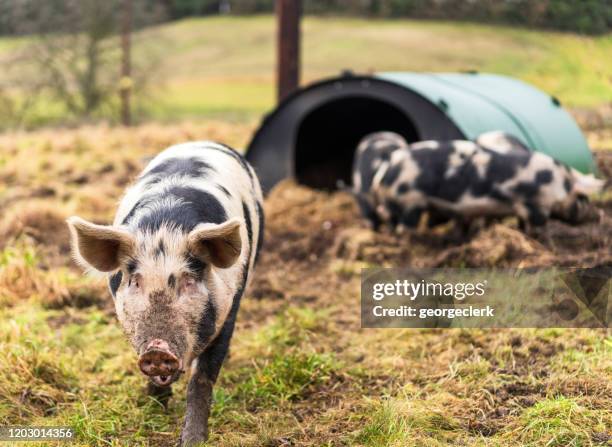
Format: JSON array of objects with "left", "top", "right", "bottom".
[
  {"left": 0, "top": 122, "right": 610, "bottom": 446},
  {"left": 0, "top": 16, "right": 611, "bottom": 126},
  {"left": 0, "top": 14, "right": 611, "bottom": 447}
]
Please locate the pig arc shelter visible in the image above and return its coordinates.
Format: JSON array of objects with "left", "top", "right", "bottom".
[{"left": 246, "top": 72, "right": 596, "bottom": 193}]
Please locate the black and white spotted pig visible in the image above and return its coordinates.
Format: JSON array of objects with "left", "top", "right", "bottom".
[
  {"left": 357, "top": 138, "right": 603, "bottom": 232},
  {"left": 351, "top": 132, "right": 409, "bottom": 230},
  {"left": 67, "top": 141, "right": 264, "bottom": 446}
]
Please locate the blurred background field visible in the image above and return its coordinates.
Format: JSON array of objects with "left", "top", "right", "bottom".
[
  {"left": 0, "top": 1, "right": 611, "bottom": 446},
  {"left": 0, "top": 15, "right": 611, "bottom": 128}
]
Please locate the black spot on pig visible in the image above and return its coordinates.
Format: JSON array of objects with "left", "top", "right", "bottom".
[
  {"left": 411, "top": 144, "right": 453, "bottom": 196},
  {"left": 155, "top": 240, "right": 166, "bottom": 258},
  {"left": 483, "top": 148, "right": 531, "bottom": 185},
  {"left": 242, "top": 201, "right": 253, "bottom": 256},
  {"left": 470, "top": 178, "right": 492, "bottom": 197},
  {"left": 397, "top": 182, "right": 410, "bottom": 194},
  {"left": 535, "top": 170, "right": 553, "bottom": 185},
  {"left": 185, "top": 254, "right": 206, "bottom": 281},
  {"left": 143, "top": 157, "right": 214, "bottom": 186},
  {"left": 445, "top": 164, "right": 482, "bottom": 201},
  {"left": 513, "top": 182, "right": 538, "bottom": 198},
  {"left": 254, "top": 201, "right": 265, "bottom": 265},
  {"left": 563, "top": 177, "right": 572, "bottom": 193},
  {"left": 109, "top": 271, "right": 123, "bottom": 297},
  {"left": 136, "top": 187, "right": 227, "bottom": 232},
  {"left": 198, "top": 262, "right": 248, "bottom": 382},
  {"left": 382, "top": 163, "right": 402, "bottom": 187},
  {"left": 197, "top": 293, "right": 217, "bottom": 347},
  {"left": 513, "top": 170, "right": 552, "bottom": 200}
]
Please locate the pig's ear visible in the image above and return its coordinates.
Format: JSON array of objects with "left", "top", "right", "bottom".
[
  {"left": 187, "top": 218, "right": 242, "bottom": 269},
  {"left": 66, "top": 216, "right": 135, "bottom": 272}
]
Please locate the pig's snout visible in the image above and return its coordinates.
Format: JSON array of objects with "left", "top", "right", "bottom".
[{"left": 138, "top": 339, "right": 181, "bottom": 385}]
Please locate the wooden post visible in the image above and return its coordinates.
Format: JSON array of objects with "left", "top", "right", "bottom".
[
  {"left": 120, "top": 0, "right": 132, "bottom": 126},
  {"left": 276, "top": 0, "right": 301, "bottom": 103}
]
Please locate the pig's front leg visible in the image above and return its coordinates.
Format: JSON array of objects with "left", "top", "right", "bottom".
[
  {"left": 181, "top": 320, "right": 235, "bottom": 446},
  {"left": 147, "top": 382, "right": 173, "bottom": 409},
  {"left": 181, "top": 366, "right": 213, "bottom": 446}
]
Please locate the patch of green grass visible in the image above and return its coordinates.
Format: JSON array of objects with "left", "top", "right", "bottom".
[
  {"left": 217, "top": 307, "right": 336, "bottom": 410},
  {"left": 255, "top": 306, "right": 326, "bottom": 348},
  {"left": 510, "top": 396, "right": 608, "bottom": 446},
  {"left": 355, "top": 399, "right": 413, "bottom": 447},
  {"left": 553, "top": 335, "right": 611, "bottom": 372},
  {"left": 0, "top": 301, "right": 183, "bottom": 445},
  {"left": 355, "top": 395, "right": 460, "bottom": 446},
  {"left": 231, "top": 306, "right": 331, "bottom": 366},
  {"left": 200, "top": 307, "right": 338, "bottom": 440},
  {"left": 233, "top": 352, "right": 335, "bottom": 407},
  {"left": 0, "top": 243, "right": 38, "bottom": 267}
]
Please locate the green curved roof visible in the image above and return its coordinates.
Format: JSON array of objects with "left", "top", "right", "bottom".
[{"left": 377, "top": 72, "right": 596, "bottom": 174}]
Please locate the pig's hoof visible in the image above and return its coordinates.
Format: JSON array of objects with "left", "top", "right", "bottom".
[
  {"left": 180, "top": 427, "right": 208, "bottom": 447},
  {"left": 147, "top": 382, "right": 172, "bottom": 409}
]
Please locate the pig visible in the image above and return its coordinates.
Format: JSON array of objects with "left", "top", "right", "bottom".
[
  {"left": 351, "top": 132, "right": 454, "bottom": 229},
  {"left": 351, "top": 131, "right": 409, "bottom": 230},
  {"left": 354, "top": 137, "right": 604, "bottom": 233},
  {"left": 67, "top": 141, "right": 264, "bottom": 446}
]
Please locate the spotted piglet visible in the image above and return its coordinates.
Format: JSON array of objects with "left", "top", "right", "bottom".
[
  {"left": 351, "top": 131, "right": 409, "bottom": 230},
  {"left": 354, "top": 135, "right": 604, "bottom": 233},
  {"left": 67, "top": 142, "right": 264, "bottom": 446}
]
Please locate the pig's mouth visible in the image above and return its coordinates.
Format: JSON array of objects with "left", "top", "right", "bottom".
[{"left": 150, "top": 370, "right": 182, "bottom": 387}]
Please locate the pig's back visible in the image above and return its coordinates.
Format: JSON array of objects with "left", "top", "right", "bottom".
[{"left": 115, "top": 141, "right": 264, "bottom": 275}]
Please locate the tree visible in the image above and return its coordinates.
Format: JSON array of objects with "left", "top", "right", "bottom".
[{"left": 6, "top": 0, "right": 164, "bottom": 123}]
